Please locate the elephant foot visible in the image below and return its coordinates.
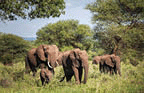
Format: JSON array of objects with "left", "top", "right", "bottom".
[
  {"left": 75, "top": 81, "right": 80, "bottom": 84},
  {"left": 33, "top": 73, "right": 36, "bottom": 77}
]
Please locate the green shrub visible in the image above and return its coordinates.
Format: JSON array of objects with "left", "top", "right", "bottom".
[{"left": 0, "top": 34, "right": 31, "bottom": 65}]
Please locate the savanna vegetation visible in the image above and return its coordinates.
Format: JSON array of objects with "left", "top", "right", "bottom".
[{"left": 0, "top": 0, "right": 144, "bottom": 93}]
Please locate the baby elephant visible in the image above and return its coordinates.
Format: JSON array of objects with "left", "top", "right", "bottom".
[{"left": 40, "top": 68, "right": 53, "bottom": 85}]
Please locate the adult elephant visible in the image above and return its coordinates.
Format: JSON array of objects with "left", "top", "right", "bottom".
[
  {"left": 25, "top": 44, "right": 59, "bottom": 76},
  {"left": 93, "top": 54, "right": 121, "bottom": 76},
  {"left": 61, "top": 49, "right": 89, "bottom": 84},
  {"left": 110, "top": 55, "right": 121, "bottom": 76},
  {"left": 56, "top": 51, "right": 71, "bottom": 82}
]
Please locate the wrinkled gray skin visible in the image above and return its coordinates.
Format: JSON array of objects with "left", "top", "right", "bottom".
[
  {"left": 60, "top": 49, "right": 89, "bottom": 84},
  {"left": 92, "top": 54, "right": 121, "bottom": 76},
  {"left": 40, "top": 68, "right": 53, "bottom": 85},
  {"left": 25, "top": 45, "right": 59, "bottom": 76}
]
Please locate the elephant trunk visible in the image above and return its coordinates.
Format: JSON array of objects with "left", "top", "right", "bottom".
[
  {"left": 83, "top": 64, "right": 88, "bottom": 84},
  {"left": 47, "top": 61, "right": 53, "bottom": 69},
  {"left": 116, "top": 63, "right": 121, "bottom": 76}
]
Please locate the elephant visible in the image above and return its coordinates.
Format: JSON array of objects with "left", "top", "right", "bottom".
[
  {"left": 40, "top": 68, "right": 53, "bottom": 86},
  {"left": 56, "top": 51, "right": 71, "bottom": 66},
  {"left": 93, "top": 54, "right": 121, "bottom": 76},
  {"left": 25, "top": 44, "right": 59, "bottom": 76},
  {"left": 56, "top": 51, "right": 71, "bottom": 82},
  {"left": 110, "top": 54, "right": 121, "bottom": 76},
  {"left": 61, "top": 48, "right": 89, "bottom": 84},
  {"left": 92, "top": 56, "right": 102, "bottom": 65}
]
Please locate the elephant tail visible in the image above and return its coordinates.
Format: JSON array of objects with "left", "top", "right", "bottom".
[
  {"left": 83, "top": 63, "right": 88, "bottom": 84},
  {"left": 25, "top": 56, "right": 30, "bottom": 74}
]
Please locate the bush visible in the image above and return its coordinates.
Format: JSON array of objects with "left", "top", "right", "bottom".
[{"left": 0, "top": 34, "right": 31, "bottom": 65}]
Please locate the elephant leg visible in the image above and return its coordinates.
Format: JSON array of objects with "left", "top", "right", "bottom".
[
  {"left": 114, "top": 67, "right": 117, "bottom": 75},
  {"left": 32, "top": 68, "right": 37, "bottom": 76},
  {"left": 72, "top": 66, "right": 80, "bottom": 84},
  {"left": 40, "top": 76, "right": 45, "bottom": 86},
  {"left": 99, "top": 64, "right": 103, "bottom": 73},
  {"left": 104, "top": 66, "right": 108, "bottom": 73},
  {"left": 116, "top": 64, "right": 121, "bottom": 76},
  {"left": 65, "top": 74, "right": 73, "bottom": 82},
  {"left": 25, "top": 56, "right": 31, "bottom": 74},
  {"left": 117, "top": 68, "right": 121, "bottom": 76},
  {"left": 64, "top": 68, "right": 73, "bottom": 82},
  {"left": 59, "top": 75, "right": 65, "bottom": 82},
  {"left": 103, "top": 65, "right": 106, "bottom": 73},
  {"left": 109, "top": 67, "right": 113, "bottom": 75},
  {"left": 78, "top": 67, "right": 83, "bottom": 83}
]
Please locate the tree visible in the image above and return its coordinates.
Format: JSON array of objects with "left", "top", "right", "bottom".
[
  {"left": 0, "top": 34, "right": 30, "bottom": 65},
  {"left": 35, "top": 20, "right": 93, "bottom": 51},
  {"left": 86, "top": 0, "right": 144, "bottom": 64},
  {"left": 0, "top": 0, "right": 65, "bottom": 21}
]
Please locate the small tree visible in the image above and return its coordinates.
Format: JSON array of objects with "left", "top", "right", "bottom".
[
  {"left": 0, "top": 34, "right": 30, "bottom": 65},
  {"left": 86, "top": 0, "right": 144, "bottom": 64},
  {"left": 35, "top": 20, "right": 94, "bottom": 51}
]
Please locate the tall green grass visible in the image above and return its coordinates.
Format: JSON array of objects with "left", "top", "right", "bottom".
[{"left": 0, "top": 61, "right": 144, "bottom": 93}]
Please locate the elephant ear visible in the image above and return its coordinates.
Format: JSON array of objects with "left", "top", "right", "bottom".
[
  {"left": 105, "top": 56, "right": 114, "bottom": 67},
  {"left": 69, "top": 49, "right": 80, "bottom": 67},
  {"left": 93, "top": 56, "right": 101, "bottom": 64},
  {"left": 110, "top": 54, "right": 116, "bottom": 62},
  {"left": 111, "top": 55, "right": 120, "bottom": 63},
  {"left": 36, "top": 45, "right": 46, "bottom": 61}
]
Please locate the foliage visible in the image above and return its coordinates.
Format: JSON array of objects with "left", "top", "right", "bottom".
[
  {"left": 0, "top": 34, "right": 31, "bottom": 65},
  {"left": 0, "top": 0, "right": 65, "bottom": 21},
  {"left": 0, "top": 60, "right": 144, "bottom": 92},
  {"left": 86, "top": 0, "right": 144, "bottom": 24},
  {"left": 86, "top": 0, "right": 144, "bottom": 64},
  {"left": 35, "top": 20, "right": 94, "bottom": 51}
]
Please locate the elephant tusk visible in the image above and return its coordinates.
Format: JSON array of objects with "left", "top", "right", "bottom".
[
  {"left": 47, "top": 61, "right": 53, "bottom": 69},
  {"left": 56, "top": 61, "right": 59, "bottom": 66}
]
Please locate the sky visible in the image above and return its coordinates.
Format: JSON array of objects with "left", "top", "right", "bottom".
[{"left": 0, "top": 0, "right": 95, "bottom": 38}]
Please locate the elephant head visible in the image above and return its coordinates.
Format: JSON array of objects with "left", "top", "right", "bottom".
[
  {"left": 92, "top": 56, "right": 102, "bottom": 65},
  {"left": 69, "top": 48, "right": 89, "bottom": 84},
  {"left": 110, "top": 54, "right": 120, "bottom": 63},
  {"left": 36, "top": 44, "right": 59, "bottom": 69},
  {"left": 110, "top": 55, "right": 121, "bottom": 76},
  {"left": 56, "top": 52, "right": 63, "bottom": 66},
  {"left": 101, "top": 55, "right": 115, "bottom": 67},
  {"left": 40, "top": 68, "right": 53, "bottom": 85}
]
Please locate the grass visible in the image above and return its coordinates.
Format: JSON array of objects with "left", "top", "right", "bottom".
[{"left": 0, "top": 61, "right": 144, "bottom": 93}]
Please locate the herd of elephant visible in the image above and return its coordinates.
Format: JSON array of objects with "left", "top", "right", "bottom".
[{"left": 25, "top": 44, "right": 121, "bottom": 85}]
